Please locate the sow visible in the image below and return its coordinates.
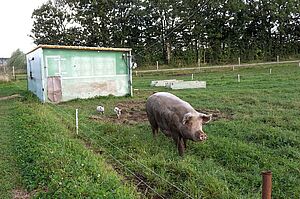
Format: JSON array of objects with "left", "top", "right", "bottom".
[{"left": 146, "top": 92, "right": 212, "bottom": 156}]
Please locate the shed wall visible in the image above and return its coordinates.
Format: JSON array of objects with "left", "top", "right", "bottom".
[
  {"left": 43, "top": 49, "right": 131, "bottom": 102},
  {"left": 26, "top": 48, "right": 45, "bottom": 102}
]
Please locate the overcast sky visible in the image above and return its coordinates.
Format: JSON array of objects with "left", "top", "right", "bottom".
[{"left": 0, "top": 0, "right": 47, "bottom": 58}]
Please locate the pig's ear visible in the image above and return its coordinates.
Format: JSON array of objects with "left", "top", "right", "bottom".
[
  {"left": 199, "top": 113, "right": 212, "bottom": 124},
  {"left": 183, "top": 112, "right": 193, "bottom": 125}
]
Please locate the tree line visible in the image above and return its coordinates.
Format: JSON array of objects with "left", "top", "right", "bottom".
[{"left": 31, "top": 0, "right": 300, "bottom": 66}]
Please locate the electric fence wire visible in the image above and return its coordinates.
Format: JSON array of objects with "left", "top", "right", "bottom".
[
  {"left": 9, "top": 63, "right": 299, "bottom": 198},
  {"left": 9, "top": 79, "right": 195, "bottom": 199},
  {"left": 47, "top": 103, "right": 195, "bottom": 199}
]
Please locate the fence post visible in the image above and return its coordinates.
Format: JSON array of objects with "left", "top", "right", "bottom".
[
  {"left": 262, "top": 171, "right": 272, "bottom": 199},
  {"left": 12, "top": 66, "right": 16, "bottom": 81},
  {"left": 237, "top": 74, "right": 240, "bottom": 82},
  {"left": 156, "top": 61, "right": 159, "bottom": 70},
  {"left": 277, "top": 55, "right": 279, "bottom": 63},
  {"left": 238, "top": 57, "right": 241, "bottom": 66},
  {"left": 197, "top": 58, "right": 201, "bottom": 68},
  {"left": 191, "top": 74, "right": 194, "bottom": 80},
  {"left": 75, "top": 109, "right": 78, "bottom": 135},
  {"left": 269, "top": 68, "right": 272, "bottom": 75}
]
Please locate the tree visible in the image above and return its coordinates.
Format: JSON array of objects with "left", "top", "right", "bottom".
[
  {"left": 30, "top": 0, "right": 83, "bottom": 45},
  {"left": 7, "top": 49, "right": 26, "bottom": 71},
  {"left": 30, "top": 0, "right": 300, "bottom": 65}
]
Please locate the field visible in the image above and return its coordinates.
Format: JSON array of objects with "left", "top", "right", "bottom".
[{"left": 0, "top": 64, "right": 299, "bottom": 198}]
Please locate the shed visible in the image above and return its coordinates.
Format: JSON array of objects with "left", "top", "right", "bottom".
[{"left": 26, "top": 45, "right": 133, "bottom": 103}]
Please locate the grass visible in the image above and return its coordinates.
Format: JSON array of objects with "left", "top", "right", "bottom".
[
  {"left": 0, "top": 83, "right": 139, "bottom": 198},
  {"left": 1, "top": 63, "right": 300, "bottom": 198},
  {"left": 0, "top": 98, "right": 22, "bottom": 199}
]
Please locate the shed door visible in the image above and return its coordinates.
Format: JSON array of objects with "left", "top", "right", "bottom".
[
  {"left": 46, "top": 56, "right": 62, "bottom": 102},
  {"left": 47, "top": 76, "right": 62, "bottom": 102}
]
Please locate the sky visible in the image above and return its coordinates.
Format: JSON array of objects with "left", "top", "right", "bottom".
[{"left": 0, "top": 0, "right": 47, "bottom": 58}]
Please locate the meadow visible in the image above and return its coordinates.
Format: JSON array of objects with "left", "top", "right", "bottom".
[{"left": 0, "top": 63, "right": 299, "bottom": 198}]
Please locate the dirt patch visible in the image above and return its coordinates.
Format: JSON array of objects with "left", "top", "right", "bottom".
[
  {"left": 12, "top": 189, "right": 30, "bottom": 199},
  {"left": 89, "top": 100, "right": 233, "bottom": 125},
  {"left": 89, "top": 100, "right": 148, "bottom": 125},
  {"left": 0, "top": 94, "right": 21, "bottom": 101}
]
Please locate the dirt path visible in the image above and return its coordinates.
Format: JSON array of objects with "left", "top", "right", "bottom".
[{"left": 0, "top": 94, "right": 21, "bottom": 101}]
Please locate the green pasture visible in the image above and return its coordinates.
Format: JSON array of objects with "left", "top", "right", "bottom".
[{"left": 0, "top": 63, "right": 299, "bottom": 198}]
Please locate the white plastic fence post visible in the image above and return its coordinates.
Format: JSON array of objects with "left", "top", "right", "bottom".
[
  {"left": 12, "top": 66, "right": 15, "bottom": 80},
  {"left": 76, "top": 109, "right": 78, "bottom": 134}
]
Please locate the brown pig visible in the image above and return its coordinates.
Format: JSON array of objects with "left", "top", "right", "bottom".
[{"left": 146, "top": 92, "right": 212, "bottom": 156}]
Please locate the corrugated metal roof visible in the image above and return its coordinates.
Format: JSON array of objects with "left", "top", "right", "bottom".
[{"left": 26, "top": 45, "right": 132, "bottom": 55}]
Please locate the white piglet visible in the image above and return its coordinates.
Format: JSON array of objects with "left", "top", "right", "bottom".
[
  {"left": 114, "top": 107, "right": 122, "bottom": 119},
  {"left": 96, "top": 105, "right": 105, "bottom": 114}
]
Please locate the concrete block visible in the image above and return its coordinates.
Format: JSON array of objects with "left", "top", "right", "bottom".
[
  {"left": 168, "top": 81, "right": 206, "bottom": 90},
  {"left": 150, "top": 79, "right": 183, "bottom": 87}
]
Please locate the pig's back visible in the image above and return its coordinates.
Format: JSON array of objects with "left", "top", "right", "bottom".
[{"left": 146, "top": 92, "right": 195, "bottom": 116}]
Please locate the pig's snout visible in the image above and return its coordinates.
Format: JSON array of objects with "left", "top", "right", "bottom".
[{"left": 199, "top": 132, "right": 207, "bottom": 141}]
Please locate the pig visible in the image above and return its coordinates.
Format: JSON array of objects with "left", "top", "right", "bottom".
[{"left": 146, "top": 92, "right": 212, "bottom": 156}]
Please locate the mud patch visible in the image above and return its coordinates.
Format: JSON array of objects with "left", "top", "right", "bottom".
[
  {"left": 12, "top": 189, "right": 30, "bottom": 199},
  {"left": 89, "top": 100, "right": 233, "bottom": 125},
  {"left": 89, "top": 100, "right": 148, "bottom": 125}
]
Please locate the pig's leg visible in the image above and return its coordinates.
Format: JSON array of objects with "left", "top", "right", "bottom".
[
  {"left": 183, "top": 138, "right": 187, "bottom": 149},
  {"left": 152, "top": 127, "right": 158, "bottom": 137},
  {"left": 178, "top": 137, "right": 185, "bottom": 156},
  {"left": 173, "top": 135, "right": 185, "bottom": 156},
  {"left": 148, "top": 116, "right": 158, "bottom": 138},
  {"left": 150, "top": 122, "right": 158, "bottom": 137}
]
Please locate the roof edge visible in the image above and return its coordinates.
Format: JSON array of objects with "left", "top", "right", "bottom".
[{"left": 26, "top": 45, "right": 132, "bottom": 55}]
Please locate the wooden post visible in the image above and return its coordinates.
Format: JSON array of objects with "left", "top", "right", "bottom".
[
  {"left": 156, "top": 61, "right": 159, "bottom": 70},
  {"left": 238, "top": 57, "right": 241, "bottom": 66},
  {"left": 237, "top": 74, "right": 240, "bottom": 82},
  {"left": 277, "top": 55, "right": 279, "bottom": 63},
  {"left": 262, "top": 171, "right": 272, "bottom": 199},
  {"left": 75, "top": 109, "right": 78, "bottom": 135},
  {"left": 269, "top": 68, "right": 272, "bottom": 75}
]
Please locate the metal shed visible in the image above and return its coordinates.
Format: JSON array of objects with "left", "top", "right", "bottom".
[{"left": 26, "top": 45, "right": 133, "bottom": 103}]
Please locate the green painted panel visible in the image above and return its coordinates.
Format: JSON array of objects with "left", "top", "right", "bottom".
[
  {"left": 42, "top": 48, "right": 131, "bottom": 102},
  {"left": 43, "top": 49, "right": 128, "bottom": 77},
  {"left": 46, "top": 56, "right": 60, "bottom": 76},
  {"left": 115, "top": 52, "right": 129, "bottom": 74}
]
